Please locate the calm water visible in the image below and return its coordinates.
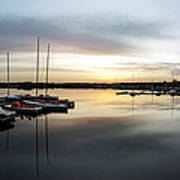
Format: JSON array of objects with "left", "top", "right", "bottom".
[{"left": 1, "top": 89, "right": 180, "bottom": 180}]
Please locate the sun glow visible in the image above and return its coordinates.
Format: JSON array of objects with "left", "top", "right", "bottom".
[
  {"left": 94, "top": 69, "right": 131, "bottom": 82},
  {"left": 0, "top": 52, "right": 175, "bottom": 82},
  {"left": 95, "top": 69, "right": 119, "bottom": 81}
]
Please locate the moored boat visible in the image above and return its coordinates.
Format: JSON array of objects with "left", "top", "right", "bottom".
[
  {"left": 130, "top": 91, "right": 136, "bottom": 97},
  {"left": 15, "top": 93, "right": 60, "bottom": 102},
  {"left": 169, "top": 90, "right": 176, "bottom": 96},
  {"left": 0, "top": 107, "right": 16, "bottom": 119},
  {"left": 58, "top": 99, "right": 75, "bottom": 109},
  {"left": 116, "top": 91, "right": 129, "bottom": 95},
  {"left": 38, "top": 94, "right": 59, "bottom": 100},
  {"left": 3, "top": 102, "right": 42, "bottom": 115},
  {"left": 0, "top": 95, "right": 21, "bottom": 102},
  {"left": 155, "top": 92, "right": 161, "bottom": 96},
  {"left": 23, "top": 99, "right": 68, "bottom": 112}
]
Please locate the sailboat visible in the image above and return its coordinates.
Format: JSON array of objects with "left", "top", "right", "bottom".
[
  {"left": 0, "top": 52, "right": 16, "bottom": 118},
  {"left": 0, "top": 53, "right": 16, "bottom": 154},
  {"left": 1, "top": 43, "right": 43, "bottom": 115},
  {"left": 3, "top": 101, "right": 42, "bottom": 115},
  {"left": 24, "top": 41, "right": 75, "bottom": 111},
  {"left": 129, "top": 73, "right": 136, "bottom": 97},
  {"left": 23, "top": 42, "right": 69, "bottom": 112},
  {"left": 0, "top": 52, "right": 21, "bottom": 103},
  {"left": 36, "top": 42, "right": 74, "bottom": 109}
]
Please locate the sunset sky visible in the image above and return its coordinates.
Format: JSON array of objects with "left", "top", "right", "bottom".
[{"left": 1, "top": 0, "right": 180, "bottom": 82}]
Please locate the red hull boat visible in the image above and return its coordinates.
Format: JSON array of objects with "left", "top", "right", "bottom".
[{"left": 3, "top": 102, "right": 42, "bottom": 115}]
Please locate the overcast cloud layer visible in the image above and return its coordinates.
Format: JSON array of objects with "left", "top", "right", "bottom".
[{"left": 0, "top": 14, "right": 179, "bottom": 56}]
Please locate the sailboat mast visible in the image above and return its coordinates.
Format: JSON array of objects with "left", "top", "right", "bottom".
[
  {"left": 132, "top": 73, "right": 134, "bottom": 82},
  {"left": 7, "top": 52, "right": 10, "bottom": 96},
  {"left": 36, "top": 37, "right": 40, "bottom": 96},
  {"left": 171, "top": 70, "right": 174, "bottom": 81},
  {"left": 45, "top": 43, "right": 50, "bottom": 95}
]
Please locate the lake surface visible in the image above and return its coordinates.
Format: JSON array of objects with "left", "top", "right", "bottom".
[{"left": 1, "top": 89, "right": 180, "bottom": 180}]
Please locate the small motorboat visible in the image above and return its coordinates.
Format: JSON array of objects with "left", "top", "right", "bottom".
[
  {"left": 32, "top": 94, "right": 75, "bottom": 109},
  {"left": 0, "top": 109, "right": 16, "bottom": 119},
  {"left": 16, "top": 94, "right": 34, "bottom": 100},
  {"left": 155, "top": 92, "right": 161, "bottom": 96},
  {"left": 176, "top": 92, "right": 180, "bottom": 96},
  {"left": 23, "top": 99, "right": 68, "bottom": 112},
  {"left": 38, "top": 94, "right": 59, "bottom": 100},
  {"left": 151, "top": 88, "right": 155, "bottom": 93},
  {"left": 116, "top": 91, "right": 129, "bottom": 95},
  {"left": 169, "top": 90, "right": 176, "bottom": 96},
  {"left": 16, "top": 94, "right": 59, "bottom": 101},
  {"left": 139, "top": 91, "right": 146, "bottom": 95},
  {"left": 44, "top": 98, "right": 75, "bottom": 109},
  {"left": 130, "top": 91, "right": 136, "bottom": 97},
  {"left": 0, "top": 106, "right": 16, "bottom": 122},
  {"left": 3, "top": 102, "right": 42, "bottom": 115},
  {"left": 0, "top": 95, "right": 21, "bottom": 102},
  {"left": 58, "top": 99, "right": 75, "bottom": 109}
]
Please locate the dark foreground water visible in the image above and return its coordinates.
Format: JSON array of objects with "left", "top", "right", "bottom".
[{"left": 1, "top": 89, "right": 180, "bottom": 180}]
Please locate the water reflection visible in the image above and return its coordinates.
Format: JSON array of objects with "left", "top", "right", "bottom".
[
  {"left": 171, "top": 96, "right": 175, "bottom": 117},
  {"left": 14, "top": 112, "right": 66, "bottom": 178},
  {"left": 45, "top": 115, "right": 50, "bottom": 165},
  {"left": 35, "top": 117, "right": 39, "bottom": 177},
  {"left": 2, "top": 88, "right": 180, "bottom": 117},
  {"left": 1, "top": 89, "right": 180, "bottom": 179},
  {"left": 0, "top": 117, "right": 15, "bottom": 155},
  {"left": 0, "top": 118, "right": 15, "bottom": 132}
]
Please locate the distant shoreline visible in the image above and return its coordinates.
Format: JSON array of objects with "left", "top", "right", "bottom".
[{"left": 0, "top": 81, "right": 179, "bottom": 91}]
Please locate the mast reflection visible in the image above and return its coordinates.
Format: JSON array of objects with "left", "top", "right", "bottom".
[
  {"left": 35, "top": 117, "right": 39, "bottom": 177},
  {"left": 45, "top": 114, "right": 49, "bottom": 165}
]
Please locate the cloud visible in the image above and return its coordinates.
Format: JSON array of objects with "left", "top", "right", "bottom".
[
  {"left": 103, "top": 61, "right": 180, "bottom": 74},
  {"left": 0, "top": 14, "right": 175, "bottom": 56}
]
